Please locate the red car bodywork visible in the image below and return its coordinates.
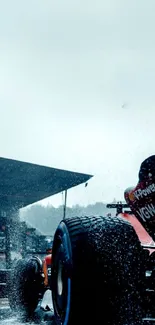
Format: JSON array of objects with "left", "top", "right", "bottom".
[
  {"left": 119, "top": 212, "right": 155, "bottom": 255},
  {"left": 42, "top": 254, "right": 52, "bottom": 287}
]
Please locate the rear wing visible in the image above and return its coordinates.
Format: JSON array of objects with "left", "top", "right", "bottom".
[{"left": 106, "top": 202, "right": 133, "bottom": 215}]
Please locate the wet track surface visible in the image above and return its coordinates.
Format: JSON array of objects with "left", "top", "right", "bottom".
[
  {"left": 0, "top": 290, "right": 54, "bottom": 325},
  {"left": 0, "top": 315, "right": 54, "bottom": 325}
]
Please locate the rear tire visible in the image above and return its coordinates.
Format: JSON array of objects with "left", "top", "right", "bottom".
[
  {"left": 9, "top": 257, "right": 43, "bottom": 319},
  {"left": 51, "top": 215, "right": 144, "bottom": 325}
]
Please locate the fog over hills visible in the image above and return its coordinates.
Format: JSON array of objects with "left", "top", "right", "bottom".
[{"left": 20, "top": 202, "right": 115, "bottom": 236}]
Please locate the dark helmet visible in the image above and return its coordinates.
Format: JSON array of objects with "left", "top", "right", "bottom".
[
  {"left": 139, "top": 155, "right": 155, "bottom": 182},
  {"left": 46, "top": 241, "right": 52, "bottom": 253}
]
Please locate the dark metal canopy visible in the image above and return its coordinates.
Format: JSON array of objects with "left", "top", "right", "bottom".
[{"left": 0, "top": 157, "right": 93, "bottom": 210}]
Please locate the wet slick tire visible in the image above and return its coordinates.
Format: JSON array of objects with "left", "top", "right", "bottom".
[
  {"left": 9, "top": 257, "right": 43, "bottom": 320},
  {"left": 51, "top": 215, "right": 144, "bottom": 325}
]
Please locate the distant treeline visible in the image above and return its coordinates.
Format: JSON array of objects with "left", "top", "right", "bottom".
[{"left": 20, "top": 202, "right": 114, "bottom": 236}]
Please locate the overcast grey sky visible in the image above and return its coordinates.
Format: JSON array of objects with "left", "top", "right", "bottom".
[{"left": 0, "top": 0, "right": 155, "bottom": 207}]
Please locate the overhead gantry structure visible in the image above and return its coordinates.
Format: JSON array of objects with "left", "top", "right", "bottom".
[{"left": 0, "top": 157, "right": 93, "bottom": 268}]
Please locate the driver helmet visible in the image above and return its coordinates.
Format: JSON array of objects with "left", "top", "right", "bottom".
[{"left": 46, "top": 241, "right": 52, "bottom": 254}]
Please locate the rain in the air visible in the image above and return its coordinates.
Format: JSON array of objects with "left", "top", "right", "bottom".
[{"left": 0, "top": 0, "right": 155, "bottom": 324}]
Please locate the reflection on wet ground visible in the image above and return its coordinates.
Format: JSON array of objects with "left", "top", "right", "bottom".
[{"left": 0, "top": 290, "right": 54, "bottom": 325}]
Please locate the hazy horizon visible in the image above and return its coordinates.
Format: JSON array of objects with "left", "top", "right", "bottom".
[{"left": 0, "top": 0, "right": 155, "bottom": 208}]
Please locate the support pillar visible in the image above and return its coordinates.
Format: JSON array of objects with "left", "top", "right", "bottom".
[
  {"left": 63, "top": 190, "right": 67, "bottom": 219},
  {"left": 5, "top": 217, "right": 11, "bottom": 269}
]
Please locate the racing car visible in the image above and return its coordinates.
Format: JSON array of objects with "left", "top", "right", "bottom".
[
  {"left": 9, "top": 155, "right": 155, "bottom": 325},
  {"left": 8, "top": 243, "right": 52, "bottom": 320}
]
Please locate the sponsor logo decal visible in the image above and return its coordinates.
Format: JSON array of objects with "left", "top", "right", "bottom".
[
  {"left": 134, "top": 183, "right": 155, "bottom": 200},
  {"left": 136, "top": 203, "right": 155, "bottom": 222}
]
